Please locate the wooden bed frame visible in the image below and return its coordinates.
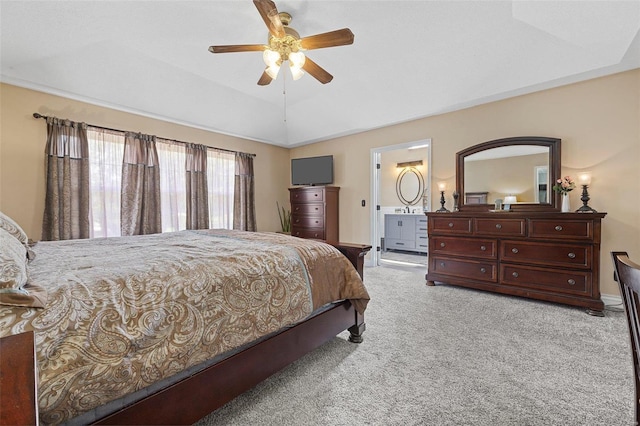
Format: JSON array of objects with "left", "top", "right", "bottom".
[{"left": 0, "top": 242, "right": 370, "bottom": 426}]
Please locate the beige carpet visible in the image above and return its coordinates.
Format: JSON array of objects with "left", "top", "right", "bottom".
[{"left": 196, "top": 265, "right": 633, "bottom": 425}]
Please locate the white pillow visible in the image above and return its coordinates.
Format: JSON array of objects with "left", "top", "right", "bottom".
[
  {"left": 0, "top": 211, "right": 29, "bottom": 245},
  {"left": 0, "top": 227, "right": 28, "bottom": 292}
]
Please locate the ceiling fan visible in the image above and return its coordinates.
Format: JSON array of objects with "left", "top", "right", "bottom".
[{"left": 208, "top": 0, "right": 354, "bottom": 86}]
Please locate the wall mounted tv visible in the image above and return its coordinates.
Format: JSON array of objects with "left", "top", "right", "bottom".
[{"left": 291, "top": 155, "right": 333, "bottom": 186}]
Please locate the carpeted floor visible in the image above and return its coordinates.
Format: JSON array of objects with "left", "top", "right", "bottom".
[{"left": 196, "top": 265, "right": 634, "bottom": 425}]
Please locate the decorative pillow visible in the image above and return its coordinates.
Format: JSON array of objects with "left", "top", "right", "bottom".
[
  {"left": 0, "top": 210, "right": 29, "bottom": 245},
  {"left": 0, "top": 228, "right": 46, "bottom": 308}
]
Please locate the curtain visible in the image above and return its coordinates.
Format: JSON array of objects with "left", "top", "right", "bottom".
[
  {"left": 207, "top": 150, "right": 235, "bottom": 229},
  {"left": 120, "top": 132, "right": 161, "bottom": 236},
  {"left": 42, "top": 117, "right": 90, "bottom": 241},
  {"left": 87, "top": 127, "right": 125, "bottom": 238},
  {"left": 156, "top": 139, "right": 186, "bottom": 233},
  {"left": 233, "top": 153, "right": 256, "bottom": 231},
  {"left": 185, "top": 143, "right": 209, "bottom": 230}
]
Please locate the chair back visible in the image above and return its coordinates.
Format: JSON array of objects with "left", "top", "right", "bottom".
[{"left": 612, "top": 251, "right": 640, "bottom": 424}]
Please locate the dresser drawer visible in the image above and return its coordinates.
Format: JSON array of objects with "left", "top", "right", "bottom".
[
  {"left": 501, "top": 264, "right": 590, "bottom": 295},
  {"left": 430, "top": 217, "right": 473, "bottom": 234},
  {"left": 529, "top": 219, "right": 593, "bottom": 240},
  {"left": 430, "top": 236, "right": 497, "bottom": 259},
  {"left": 501, "top": 240, "right": 592, "bottom": 269},
  {"left": 291, "top": 227, "right": 325, "bottom": 240},
  {"left": 292, "top": 215, "right": 324, "bottom": 228},
  {"left": 430, "top": 256, "right": 497, "bottom": 282},
  {"left": 291, "top": 203, "right": 324, "bottom": 216},
  {"left": 290, "top": 188, "right": 324, "bottom": 203},
  {"left": 475, "top": 218, "right": 526, "bottom": 237},
  {"left": 386, "top": 239, "right": 416, "bottom": 250}
]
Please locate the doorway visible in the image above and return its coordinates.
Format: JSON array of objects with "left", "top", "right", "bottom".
[{"left": 370, "top": 139, "right": 432, "bottom": 267}]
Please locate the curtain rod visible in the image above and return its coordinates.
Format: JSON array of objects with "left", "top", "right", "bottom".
[{"left": 32, "top": 113, "right": 256, "bottom": 157}]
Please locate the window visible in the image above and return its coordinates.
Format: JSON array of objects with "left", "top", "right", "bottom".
[{"left": 87, "top": 128, "right": 235, "bottom": 237}]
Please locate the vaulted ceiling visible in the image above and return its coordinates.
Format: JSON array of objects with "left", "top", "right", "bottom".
[{"left": 2, "top": 1, "right": 639, "bottom": 147}]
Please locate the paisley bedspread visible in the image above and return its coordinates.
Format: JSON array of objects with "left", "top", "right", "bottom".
[{"left": 0, "top": 229, "right": 369, "bottom": 424}]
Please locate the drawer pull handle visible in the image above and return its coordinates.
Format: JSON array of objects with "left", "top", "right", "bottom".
[
  {"left": 568, "top": 279, "right": 576, "bottom": 285},
  {"left": 295, "top": 207, "right": 300, "bottom": 211},
  {"left": 480, "top": 267, "right": 486, "bottom": 273},
  {"left": 495, "top": 224, "right": 502, "bottom": 229},
  {"left": 295, "top": 219, "right": 300, "bottom": 223},
  {"left": 512, "top": 272, "right": 519, "bottom": 278},
  {"left": 314, "top": 194, "right": 318, "bottom": 197},
  {"left": 568, "top": 252, "right": 576, "bottom": 259},
  {"left": 440, "top": 262, "right": 446, "bottom": 267},
  {"left": 480, "top": 245, "right": 487, "bottom": 251},
  {"left": 397, "top": 242, "right": 404, "bottom": 246},
  {"left": 440, "top": 242, "right": 446, "bottom": 248},
  {"left": 555, "top": 225, "right": 563, "bottom": 231},
  {"left": 448, "top": 222, "right": 454, "bottom": 228},
  {"left": 511, "top": 248, "right": 519, "bottom": 254}
]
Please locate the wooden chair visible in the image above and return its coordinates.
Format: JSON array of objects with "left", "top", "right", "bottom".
[{"left": 611, "top": 251, "right": 640, "bottom": 425}]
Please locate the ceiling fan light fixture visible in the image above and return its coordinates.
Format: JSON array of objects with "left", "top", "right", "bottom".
[
  {"left": 263, "top": 49, "right": 281, "bottom": 67},
  {"left": 288, "top": 51, "right": 305, "bottom": 68},
  {"left": 290, "top": 65, "right": 305, "bottom": 81},
  {"left": 266, "top": 63, "right": 281, "bottom": 79}
]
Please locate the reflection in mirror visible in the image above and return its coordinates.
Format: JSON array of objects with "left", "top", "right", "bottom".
[
  {"left": 456, "top": 137, "right": 561, "bottom": 212},
  {"left": 396, "top": 167, "right": 425, "bottom": 205},
  {"left": 464, "top": 145, "right": 549, "bottom": 204}
]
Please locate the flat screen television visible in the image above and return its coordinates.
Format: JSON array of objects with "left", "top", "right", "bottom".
[{"left": 291, "top": 155, "right": 333, "bottom": 186}]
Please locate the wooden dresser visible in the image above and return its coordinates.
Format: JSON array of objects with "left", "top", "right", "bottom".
[
  {"left": 425, "top": 212, "right": 607, "bottom": 315},
  {"left": 289, "top": 186, "right": 339, "bottom": 241}
]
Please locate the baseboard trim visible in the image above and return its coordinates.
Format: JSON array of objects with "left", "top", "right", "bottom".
[{"left": 602, "top": 293, "right": 622, "bottom": 307}]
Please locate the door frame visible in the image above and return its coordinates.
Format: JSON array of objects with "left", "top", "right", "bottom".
[{"left": 369, "top": 138, "right": 432, "bottom": 266}]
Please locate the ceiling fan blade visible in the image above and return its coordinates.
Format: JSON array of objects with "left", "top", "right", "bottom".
[
  {"left": 257, "top": 70, "right": 273, "bottom": 86},
  {"left": 208, "top": 44, "right": 266, "bottom": 54},
  {"left": 253, "top": 0, "right": 285, "bottom": 38},
  {"left": 302, "top": 57, "right": 334, "bottom": 84},
  {"left": 300, "top": 28, "right": 354, "bottom": 50}
]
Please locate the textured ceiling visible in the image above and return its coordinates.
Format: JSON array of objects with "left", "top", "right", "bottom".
[{"left": 2, "top": 1, "right": 639, "bottom": 147}]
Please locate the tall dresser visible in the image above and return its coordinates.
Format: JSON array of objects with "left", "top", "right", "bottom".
[
  {"left": 289, "top": 186, "right": 339, "bottom": 241},
  {"left": 425, "top": 211, "right": 607, "bottom": 315}
]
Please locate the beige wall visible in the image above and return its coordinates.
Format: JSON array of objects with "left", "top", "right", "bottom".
[
  {"left": 380, "top": 149, "right": 428, "bottom": 208},
  {"left": 0, "top": 83, "right": 291, "bottom": 238},
  {"left": 291, "top": 69, "right": 640, "bottom": 297},
  {"left": 2, "top": 70, "right": 639, "bottom": 297}
]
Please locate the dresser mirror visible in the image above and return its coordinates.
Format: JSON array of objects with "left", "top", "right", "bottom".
[
  {"left": 456, "top": 137, "right": 561, "bottom": 212},
  {"left": 396, "top": 167, "right": 425, "bottom": 206}
]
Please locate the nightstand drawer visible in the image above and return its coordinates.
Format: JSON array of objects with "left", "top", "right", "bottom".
[
  {"left": 501, "top": 264, "right": 590, "bottom": 295},
  {"left": 475, "top": 218, "right": 526, "bottom": 237},
  {"left": 501, "top": 240, "right": 591, "bottom": 269},
  {"left": 430, "top": 256, "right": 497, "bottom": 282},
  {"left": 529, "top": 219, "right": 594, "bottom": 240},
  {"left": 430, "top": 236, "right": 497, "bottom": 259},
  {"left": 430, "top": 217, "right": 473, "bottom": 234}
]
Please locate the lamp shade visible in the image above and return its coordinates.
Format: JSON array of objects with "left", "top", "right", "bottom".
[
  {"left": 265, "top": 64, "right": 280, "bottom": 79},
  {"left": 288, "top": 51, "right": 306, "bottom": 68},
  {"left": 438, "top": 182, "right": 447, "bottom": 191},
  {"left": 504, "top": 195, "right": 517, "bottom": 204},
  {"left": 263, "top": 49, "right": 281, "bottom": 67},
  {"left": 578, "top": 172, "right": 592, "bottom": 185}
]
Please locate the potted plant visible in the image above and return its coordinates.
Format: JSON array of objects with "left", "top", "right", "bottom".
[{"left": 277, "top": 201, "right": 291, "bottom": 234}]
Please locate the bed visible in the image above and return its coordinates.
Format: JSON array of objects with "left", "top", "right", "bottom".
[{"left": 0, "top": 228, "right": 370, "bottom": 425}]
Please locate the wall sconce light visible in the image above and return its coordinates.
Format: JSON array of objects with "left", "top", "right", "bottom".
[
  {"left": 396, "top": 160, "right": 423, "bottom": 168},
  {"left": 436, "top": 181, "right": 449, "bottom": 212},
  {"left": 576, "top": 172, "right": 597, "bottom": 213}
]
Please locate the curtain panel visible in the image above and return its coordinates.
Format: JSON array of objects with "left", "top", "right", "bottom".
[
  {"left": 42, "top": 117, "right": 91, "bottom": 241},
  {"left": 233, "top": 153, "right": 256, "bottom": 232},
  {"left": 185, "top": 143, "right": 209, "bottom": 230},
  {"left": 120, "top": 133, "right": 162, "bottom": 236}
]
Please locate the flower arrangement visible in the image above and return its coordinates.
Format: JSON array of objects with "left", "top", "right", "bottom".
[{"left": 552, "top": 176, "right": 576, "bottom": 194}]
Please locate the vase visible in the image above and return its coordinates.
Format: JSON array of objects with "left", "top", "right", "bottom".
[{"left": 561, "top": 193, "right": 571, "bottom": 212}]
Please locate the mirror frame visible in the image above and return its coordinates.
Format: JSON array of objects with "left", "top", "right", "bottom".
[
  {"left": 456, "top": 136, "right": 561, "bottom": 212},
  {"left": 396, "top": 167, "right": 425, "bottom": 206}
]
